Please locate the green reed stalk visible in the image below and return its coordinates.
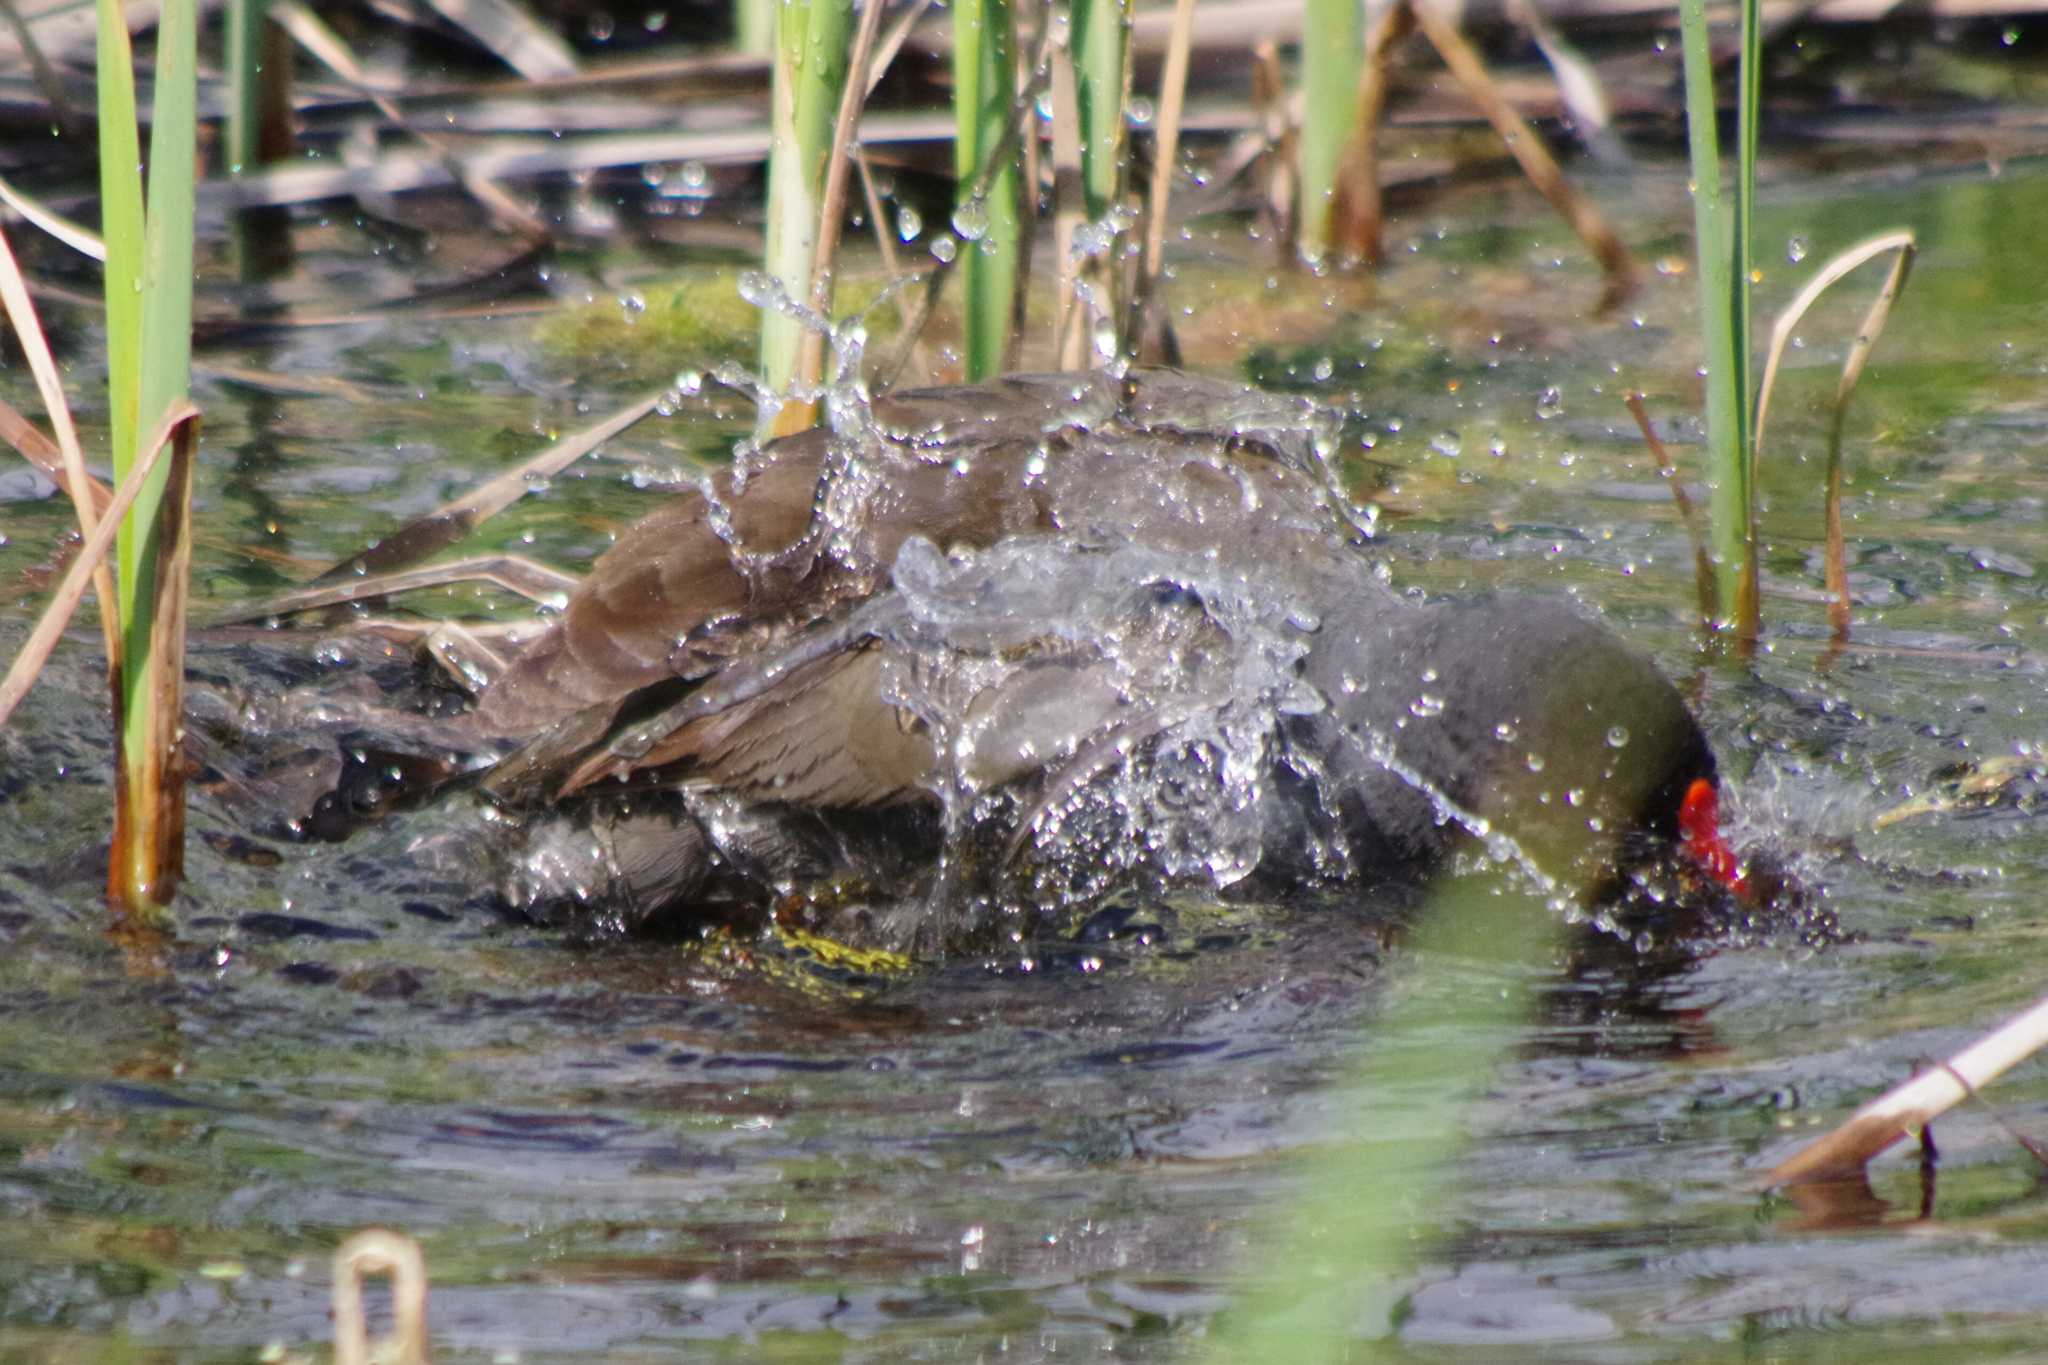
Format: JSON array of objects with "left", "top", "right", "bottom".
[
  {"left": 224, "top": 0, "right": 268, "bottom": 177},
  {"left": 1204, "top": 872, "right": 1555, "bottom": 1359},
  {"left": 1677, "top": 0, "right": 1759, "bottom": 634},
  {"left": 735, "top": 0, "right": 776, "bottom": 56},
  {"left": 98, "top": 0, "right": 199, "bottom": 916},
  {"left": 1297, "top": 0, "right": 1364, "bottom": 263},
  {"left": 759, "top": 0, "right": 851, "bottom": 427},
  {"left": 1069, "top": 0, "right": 1129, "bottom": 223},
  {"left": 951, "top": 0, "right": 1021, "bottom": 379},
  {"left": 1730, "top": 0, "right": 1761, "bottom": 637}
]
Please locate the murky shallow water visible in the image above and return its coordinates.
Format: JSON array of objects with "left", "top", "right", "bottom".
[{"left": 4, "top": 154, "right": 2048, "bottom": 1361}]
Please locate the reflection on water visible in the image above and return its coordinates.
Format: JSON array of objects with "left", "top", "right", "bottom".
[{"left": 4, "top": 156, "right": 2048, "bottom": 1360}]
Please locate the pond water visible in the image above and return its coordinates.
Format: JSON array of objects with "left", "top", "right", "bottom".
[{"left": 3, "top": 150, "right": 2047, "bottom": 1361}]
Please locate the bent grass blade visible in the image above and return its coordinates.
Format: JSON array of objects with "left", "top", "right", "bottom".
[{"left": 1751, "top": 231, "right": 1916, "bottom": 640}]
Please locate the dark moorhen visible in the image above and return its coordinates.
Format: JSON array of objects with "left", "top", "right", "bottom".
[{"left": 437, "top": 369, "right": 1740, "bottom": 949}]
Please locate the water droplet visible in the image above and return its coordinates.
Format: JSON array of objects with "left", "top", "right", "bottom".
[
  {"left": 674, "top": 369, "right": 704, "bottom": 396},
  {"left": 1606, "top": 725, "right": 1630, "bottom": 748},
  {"left": 1494, "top": 722, "right": 1517, "bottom": 741},
  {"left": 1535, "top": 386, "right": 1564, "bottom": 420},
  {"left": 1429, "top": 431, "right": 1462, "bottom": 458},
  {"left": 1525, "top": 753, "right": 1546, "bottom": 773},
  {"left": 896, "top": 205, "right": 923, "bottom": 242},
  {"left": 1409, "top": 693, "right": 1446, "bottom": 718},
  {"left": 951, "top": 199, "right": 989, "bottom": 242},
  {"left": 1091, "top": 316, "right": 1118, "bottom": 363},
  {"left": 930, "top": 236, "right": 959, "bottom": 264},
  {"left": 1786, "top": 234, "right": 1809, "bottom": 264}
]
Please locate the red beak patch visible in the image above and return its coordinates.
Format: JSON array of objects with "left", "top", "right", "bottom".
[{"left": 1679, "top": 777, "right": 1748, "bottom": 896}]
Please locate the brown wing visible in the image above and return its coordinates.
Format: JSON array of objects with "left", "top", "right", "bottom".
[
  {"left": 468, "top": 378, "right": 1132, "bottom": 740},
  {"left": 472, "top": 369, "right": 1359, "bottom": 807},
  {"left": 471, "top": 436, "right": 827, "bottom": 736},
  {"left": 556, "top": 643, "right": 935, "bottom": 805}
]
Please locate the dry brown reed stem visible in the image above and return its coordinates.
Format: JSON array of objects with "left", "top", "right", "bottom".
[
  {"left": 0, "top": 394, "right": 86, "bottom": 497},
  {"left": 421, "top": 0, "right": 578, "bottom": 80},
  {"left": 1508, "top": 0, "right": 1619, "bottom": 163},
  {"left": 0, "top": 401, "right": 198, "bottom": 728},
  {"left": 272, "top": 0, "right": 548, "bottom": 239},
  {"left": 1407, "top": 0, "right": 1638, "bottom": 308},
  {"left": 1624, "top": 392, "right": 1717, "bottom": 626},
  {"left": 1048, "top": 38, "right": 1090, "bottom": 370},
  {"left": 1765, "top": 991, "right": 2048, "bottom": 1186},
  {"left": 1129, "top": 0, "right": 1197, "bottom": 365},
  {"left": 1249, "top": 40, "right": 1296, "bottom": 252},
  {"left": 333, "top": 1228, "right": 431, "bottom": 1365},
  {"left": 1332, "top": 2, "right": 1414, "bottom": 264},
  {"left": 227, "top": 555, "right": 581, "bottom": 623},
  {"left": 311, "top": 390, "right": 665, "bottom": 584},
  {"left": 0, "top": 0, "right": 75, "bottom": 128},
  {"left": 854, "top": 147, "right": 938, "bottom": 385},
  {"left": 0, "top": 221, "right": 117, "bottom": 666},
  {"left": 869, "top": 0, "right": 939, "bottom": 92},
  {"left": 0, "top": 172, "right": 102, "bottom": 258},
  {"left": 788, "top": 0, "right": 893, "bottom": 413}
]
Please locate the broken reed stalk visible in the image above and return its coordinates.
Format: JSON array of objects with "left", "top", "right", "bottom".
[
  {"left": 333, "top": 1229, "right": 431, "bottom": 1365},
  {"left": 952, "top": 0, "right": 1024, "bottom": 379},
  {"left": 99, "top": 0, "right": 201, "bottom": 918},
  {"left": 1750, "top": 231, "right": 1916, "bottom": 640},
  {"left": 1296, "top": 0, "right": 1364, "bottom": 263},
  {"left": 760, "top": 0, "right": 852, "bottom": 431},
  {"left": 1766, "top": 990, "right": 2048, "bottom": 1186}
]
